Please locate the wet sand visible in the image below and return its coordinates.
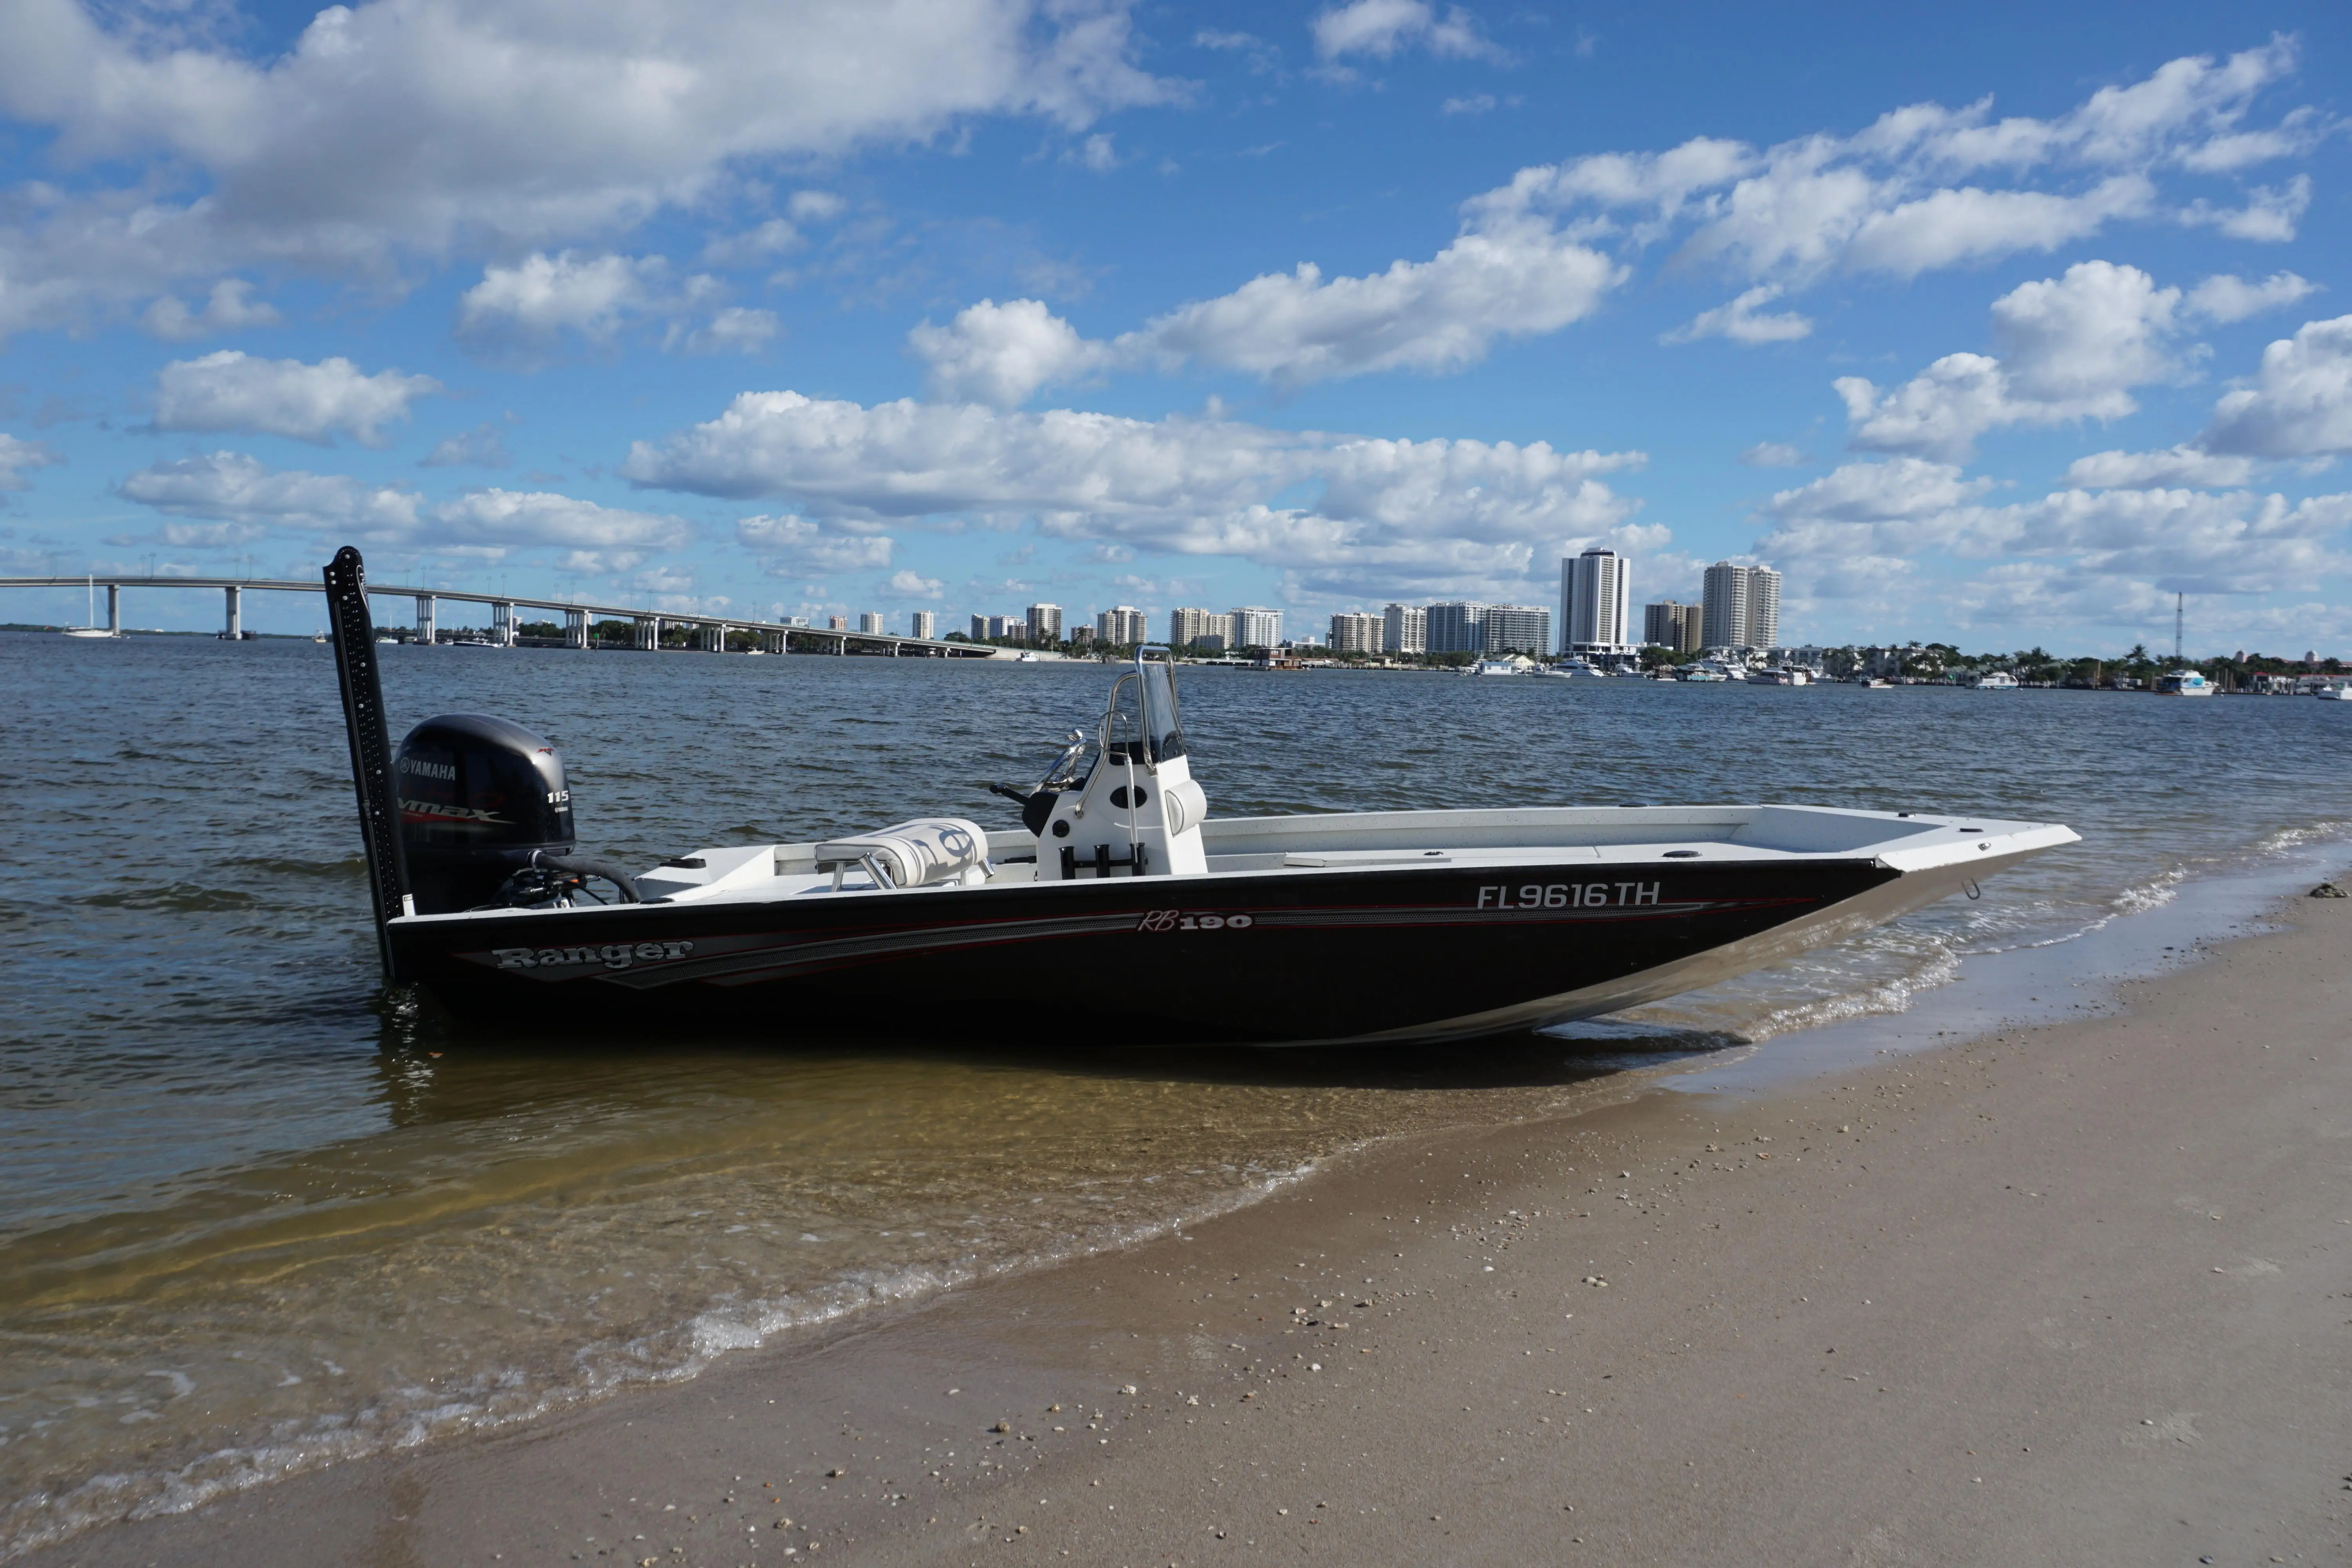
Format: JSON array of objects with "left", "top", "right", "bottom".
[{"left": 34, "top": 895, "right": 2352, "bottom": 1568}]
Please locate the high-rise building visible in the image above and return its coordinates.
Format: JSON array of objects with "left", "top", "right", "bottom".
[
  {"left": 969, "top": 613, "right": 989, "bottom": 640},
  {"left": 858, "top": 611, "right": 885, "bottom": 635},
  {"left": 1644, "top": 601, "right": 1701, "bottom": 653},
  {"left": 1329, "top": 611, "right": 1384, "bottom": 653},
  {"left": 828, "top": 615, "right": 848, "bottom": 632},
  {"left": 1425, "top": 601, "right": 1487, "bottom": 654},
  {"left": 1383, "top": 603, "right": 1428, "bottom": 655},
  {"left": 1170, "top": 606, "right": 1223, "bottom": 648},
  {"left": 1701, "top": 563, "right": 1745, "bottom": 649},
  {"left": 1071, "top": 624, "right": 1094, "bottom": 645},
  {"left": 910, "top": 610, "right": 936, "bottom": 640},
  {"left": 1231, "top": 607, "right": 1282, "bottom": 649},
  {"left": 1701, "top": 563, "right": 1782, "bottom": 649},
  {"left": 1027, "top": 603, "right": 1063, "bottom": 643},
  {"left": 1561, "top": 548, "right": 1633, "bottom": 654},
  {"left": 1096, "top": 606, "right": 1148, "bottom": 645},
  {"left": 1747, "top": 565, "right": 1779, "bottom": 649},
  {"left": 1485, "top": 605, "right": 1553, "bottom": 655}
]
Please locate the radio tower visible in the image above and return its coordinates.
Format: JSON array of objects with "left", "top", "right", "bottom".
[{"left": 2174, "top": 592, "right": 2184, "bottom": 665}]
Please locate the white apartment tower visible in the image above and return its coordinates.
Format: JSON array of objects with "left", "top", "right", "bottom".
[
  {"left": 1561, "top": 547, "right": 1633, "bottom": 655},
  {"left": 1329, "top": 611, "right": 1384, "bottom": 653},
  {"left": 1096, "top": 606, "right": 1148, "bottom": 645},
  {"left": 1485, "top": 605, "right": 1553, "bottom": 655},
  {"left": 1230, "top": 607, "right": 1282, "bottom": 649},
  {"left": 1700, "top": 562, "right": 1781, "bottom": 649},
  {"left": 858, "top": 612, "right": 885, "bottom": 635},
  {"left": 909, "top": 610, "right": 936, "bottom": 640},
  {"left": 1169, "top": 606, "right": 1222, "bottom": 648},
  {"left": 1382, "top": 603, "right": 1428, "bottom": 655},
  {"left": 1026, "top": 603, "right": 1063, "bottom": 643}
]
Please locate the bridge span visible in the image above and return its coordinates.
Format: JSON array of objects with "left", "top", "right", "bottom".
[{"left": 0, "top": 574, "right": 994, "bottom": 657}]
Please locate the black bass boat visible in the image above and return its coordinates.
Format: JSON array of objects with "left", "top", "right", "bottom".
[{"left": 323, "top": 548, "right": 2076, "bottom": 1046}]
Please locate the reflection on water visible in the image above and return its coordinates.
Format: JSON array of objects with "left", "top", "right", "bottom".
[{"left": 2, "top": 630, "right": 2347, "bottom": 1555}]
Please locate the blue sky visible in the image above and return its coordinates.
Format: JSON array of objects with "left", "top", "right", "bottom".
[{"left": 1, "top": 0, "right": 2348, "bottom": 655}]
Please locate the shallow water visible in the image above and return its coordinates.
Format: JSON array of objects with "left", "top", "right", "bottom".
[{"left": 4, "top": 631, "right": 2347, "bottom": 1555}]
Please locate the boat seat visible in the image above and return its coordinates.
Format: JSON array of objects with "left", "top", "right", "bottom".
[{"left": 814, "top": 818, "right": 990, "bottom": 889}]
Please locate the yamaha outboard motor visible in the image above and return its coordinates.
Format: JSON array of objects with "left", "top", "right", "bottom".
[{"left": 394, "top": 715, "right": 577, "bottom": 913}]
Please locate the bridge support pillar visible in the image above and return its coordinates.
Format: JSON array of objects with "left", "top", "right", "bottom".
[
  {"left": 491, "top": 601, "right": 515, "bottom": 646},
  {"left": 106, "top": 583, "right": 120, "bottom": 634},
  {"left": 634, "top": 616, "right": 658, "bottom": 650},
  {"left": 565, "top": 608, "right": 588, "bottom": 649},
  {"left": 766, "top": 630, "right": 785, "bottom": 654},
  {"left": 414, "top": 594, "right": 436, "bottom": 645},
  {"left": 223, "top": 585, "right": 241, "bottom": 639}
]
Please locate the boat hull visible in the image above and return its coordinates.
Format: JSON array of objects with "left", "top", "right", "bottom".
[{"left": 384, "top": 851, "right": 1996, "bottom": 1047}]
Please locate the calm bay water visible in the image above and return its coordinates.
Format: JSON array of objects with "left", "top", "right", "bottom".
[{"left": 3, "top": 629, "right": 2348, "bottom": 1555}]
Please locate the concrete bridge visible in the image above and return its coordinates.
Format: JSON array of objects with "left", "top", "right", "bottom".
[{"left": 0, "top": 575, "right": 991, "bottom": 657}]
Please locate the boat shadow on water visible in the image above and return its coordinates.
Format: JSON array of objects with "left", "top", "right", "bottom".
[{"left": 366, "top": 984, "right": 1740, "bottom": 1127}]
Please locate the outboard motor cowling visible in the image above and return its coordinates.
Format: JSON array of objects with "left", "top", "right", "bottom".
[{"left": 394, "top": 714, "right": 573, "bottom": 913}]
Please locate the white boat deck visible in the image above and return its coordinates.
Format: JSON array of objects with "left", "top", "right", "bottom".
[{"left": 408, "top": 805, "right": 2074, "bottom": 920}]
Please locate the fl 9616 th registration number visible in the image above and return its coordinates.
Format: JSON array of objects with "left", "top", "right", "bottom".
[{"left": 1478, "top": 882, "right": 1661, "bottom": 910}]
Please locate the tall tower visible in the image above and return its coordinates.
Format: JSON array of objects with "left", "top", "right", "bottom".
[
  {"left": 1747, "top": 564, "right": 1780, "bottom": 650},
  {"left": 1561, "top": 548, "right": 1631, "bottom": 654},
  {"left": 1701, "top": 562, "right": 1779, "bottom": 649},
  {"left": 1701, "top": 563, "right": 1749, "bottom": 649}
]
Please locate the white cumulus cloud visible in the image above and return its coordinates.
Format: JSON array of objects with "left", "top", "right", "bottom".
[
  {"left": 141, "top": 279, "right": 283, "bottom": 342},
  {"left": 118, "top": 450, "right": 689, "bottom": 556},
  {"left": 1311, "top": 0, "right": 1502, "bottom": 64},
  {"left": 2060, "top": 446, "right": 2261, "bottom": 490},
  {"left": 910, "top": 299, "right": 1116, "bottom": 407},
  {"left": 912, "top": 221, "right": 1624, "bottom": 402},
  {"left": 669, "top": 307, "right": 781, "bottom": 356},
  {"left": 883, "top": 568, "right": 946, "bottom": 598},
  {"left": 0, "top": 0, "right": 1175, "bottom": 338},
  {"left": 456, "top": 252, "right": 714, "bottom": 356},
  {"left": 737, "top": 514, "right": 895, "bottom": 575},
  {"left": 0, "top": 432, "right": 63, "bottom": 492},
  {"left": 2184, "top": 270, "right": 2318, "bottom": 324},
  {"left": 1662, "top": 285, "right": 1812, "bottom": 346},
  {"left": 151, "top": 351, "right": 441, "bottom": 447},
  {"left": 1758, "top": 456, "right": 2352, "bottom": 621},
  {"left": 624, "top": 388, "right": 1646, "bottom": 601},
  {"left": 1475, "top": 38, "right": 2318, "bottom": 293},
  {"left": 1835, "top": 261, "right": 2184, "bottom": 462},
  {"left": 2201, "top": 314, "right": 2352, "bottom": 460}
]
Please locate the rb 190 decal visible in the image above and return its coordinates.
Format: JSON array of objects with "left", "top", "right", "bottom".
[{"left": 1137, "top": 910, "right": 1254, "bottom": 933}]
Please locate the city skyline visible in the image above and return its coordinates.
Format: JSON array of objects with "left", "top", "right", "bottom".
[{"left": 0, "top": 6, "right": 2345, "bottom": 656}]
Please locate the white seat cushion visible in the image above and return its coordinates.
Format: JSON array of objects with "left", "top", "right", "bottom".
[{"left": 814, "top": 817, "right": 989, "bottom": 887}]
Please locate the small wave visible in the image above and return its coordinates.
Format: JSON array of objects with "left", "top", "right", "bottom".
[
  {"left": 0, "top": 1160, "right": 1319, "bottom": 1563},
  {"left": 2109, "top": 866, "right": 2188, "bottom": 916},
  {"left": 64, "top": 884, "right": 258, "bottom": 913},
  {"left": 222, "top": 857, "right": 370, "bottom": 883},
  {"left": 1719, "top": 940, "right": 1965, "bottom": 1047}
]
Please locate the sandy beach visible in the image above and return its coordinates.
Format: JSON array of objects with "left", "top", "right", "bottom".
[{"left": 31, "top": 893, "right": 2351, "bottom": 1568}]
